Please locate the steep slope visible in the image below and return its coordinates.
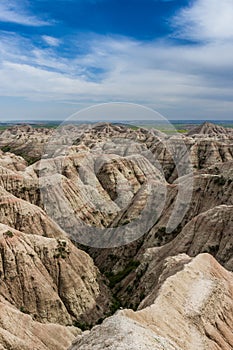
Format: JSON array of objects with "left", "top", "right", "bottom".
[
  {"left": 0, "top": 150, "right": 27, "bottom": 171},
  {"left": 0, "top": 296, "right": 80, "bottom": 350},
  {"left": 148, "top": 170, "right": 233, "bottom": 247},
  {"left": 0, "top": 125, "right": 53, "bottom": 164},
  {"left": 119, "top": 205, "right": 233, "bottom": 307},
  {"left": 0, "top": 164, "right": 40, "bottom": 206},
  {"left": 0, "top": 186, "right": 65, "bottom": 237},
  {"left": 0, "top": 224, "right": 111, "bottom": 326},
  {"left": 36, "top": 146, "right": 166, "bottom": 244},
  {"left": 89, "top": 164, "right": 233, "bottom": 276},
  {"left": 168, "top": 204, "right": 233, "bottom": 269},
  {"left": 69, "top": 254, "right": 233, "bottom": 350}
]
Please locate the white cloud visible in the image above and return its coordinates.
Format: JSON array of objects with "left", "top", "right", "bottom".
[
  {"left": 173, "top": 0, "right": 233, "bottom": 41},
  {"left": 0, "top": 0, "right": 50, "bottom": 26},
  {"left": 0, "top": 28, "right": 232, "bottom": 119},
  {"left": 42, "top": 35, "right": 61, "bottom": 47}
]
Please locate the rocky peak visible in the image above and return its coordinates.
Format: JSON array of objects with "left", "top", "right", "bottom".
[{"left": 187, "top": 121, "right": 233, "bottom": 137}]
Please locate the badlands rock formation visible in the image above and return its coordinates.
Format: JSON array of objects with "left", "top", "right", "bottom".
[
  {"left": 69, "top": 254, "right": 233, "bottom": 350},
  {"left": 0, "top": 121, "right": 232, "bottom": 349},
  {"left": 115, "top": 204, "right": 233, "bottom": 308},
  {"left": 0, "top": 125, "right": 52, "bottom": 164},
  {"left": 0, "top": 223, "right": 111, "bottom": 326},
  {"left": 0, "top": 296, "right": 80, "bottom": 350},
  {"left": 187, "top": 121, "right": 233, "bottom": 137}
]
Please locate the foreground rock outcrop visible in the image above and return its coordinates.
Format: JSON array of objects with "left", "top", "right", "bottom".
[{"left": 69, "top": 254, "right": 233, "bottom": 350}]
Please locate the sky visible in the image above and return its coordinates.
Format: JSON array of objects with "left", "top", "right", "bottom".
[{"left": 0, "top": 0, "right": 232, "bottom": 121}]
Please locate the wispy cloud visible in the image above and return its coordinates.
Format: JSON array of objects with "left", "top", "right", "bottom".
[
  {"left": 0, "top": 0, "right": 51, "bottom": 26},
  {"left": 173, "top": 0, "right": 233, "bottom": 41},
  {"left": 0, "top": 30, "right": 232, "bottom": 119},
  {"left": 42, "top": 35, "right": 61, "bottom": 47}
]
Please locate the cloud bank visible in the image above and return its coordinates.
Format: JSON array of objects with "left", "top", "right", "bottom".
[{"left": 0, "top": 0, "right": 232, "bottom": 119}]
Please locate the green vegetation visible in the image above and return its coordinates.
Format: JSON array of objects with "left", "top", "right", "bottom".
[
  {"left": 33, "top": 124, "right": 58, "bottom": 129},
  {"left": 127, "top": 125, "right": 139, "bottom": 130},
  {"left": 19, "top": 153, "right": 40, "bottom": 166},
  {"left": 73, "top": 320, "right": 92, "bottom": 331},
  {"left": 1, "top": 145, "right": 12, "bottom": 152},
  {"left": 156, "top": 224, "right": 183, "bottom": 246},
  {"left": 214, "top": 176, "right": 226, "bottom": 186},
  {"left": 156, "top": 226, "right": 167, "bottom": 245},
  {"left": 11, "top": 149, "right": 41, "bottom": 165},
  {"left": 110, "top": 297, "right": 121, "bottom": 314},
  {"left": 105, "top": 260, "right": 140, "bottom": 289},
  {"left": 0, "top": 126, "right": 11, "bottom": 130},
  {"left": 4, "top": 230, "right": 14, "bottom": 238},
  {"left": 0, "top": 145, "right": 40, "bottom": 165},
  {"left": 207, "top": 244, "right": 219, "bottom": 255},
  {"left": 54, "top": 239, "right": 70, "bottom": 259},
  {"left": 20, "top": 306, "right": 30, "bottom": 314}
]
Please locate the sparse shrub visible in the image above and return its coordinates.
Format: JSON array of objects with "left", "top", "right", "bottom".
[
  {"left": 110, "top": 298, "right": 121, "bottom": 314},
  {"left": 73, "top": 321, "right": 91, "bottom": 331},
  {"left": 204, "top": 244, "right": 219, "bottom": 255},
  {"left": 105, "top": 260, "right": 140, "bottom": 288},
  {"left": 213, "top": 176, "right": 226, "bottom": 186},
  {"left": 20, "top": 306, "right": 30, "bottom": 314},
  {"left": 54, "top": 239, "right": 70, "bottom": 259},
  {"left": 126, "top": 285, "right": 133, "bottom": 293},
  {"left": 156, "top": 224, "right": 182, "bottom": 245},
  {"left": 139, "top": 292, "right": 145, "bottom": 301},
  {"left": 1, "top": 145, "right": 11, "bottom": 152},
  {"left": 122, "top": 218, "right": 131, "bottom": 225},
  {"left": 214, "top": 167, "right": 220, "bottom": 174},
  {"left": 108, "top": 254, "right": 116, "bottom": 261},
  {"left": 4, "top": 230, "right": 14, "bottom": 238},
  {"left": 156, "top": 227, "right": 166, "bottom": 244},
  {"left": 96, "top": 317, "right": 104, "bottom": 325}
]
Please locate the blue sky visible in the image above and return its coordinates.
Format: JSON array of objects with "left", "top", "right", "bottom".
[{"left": 0, "top": 0, "right": 232, "bottom": 120}]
